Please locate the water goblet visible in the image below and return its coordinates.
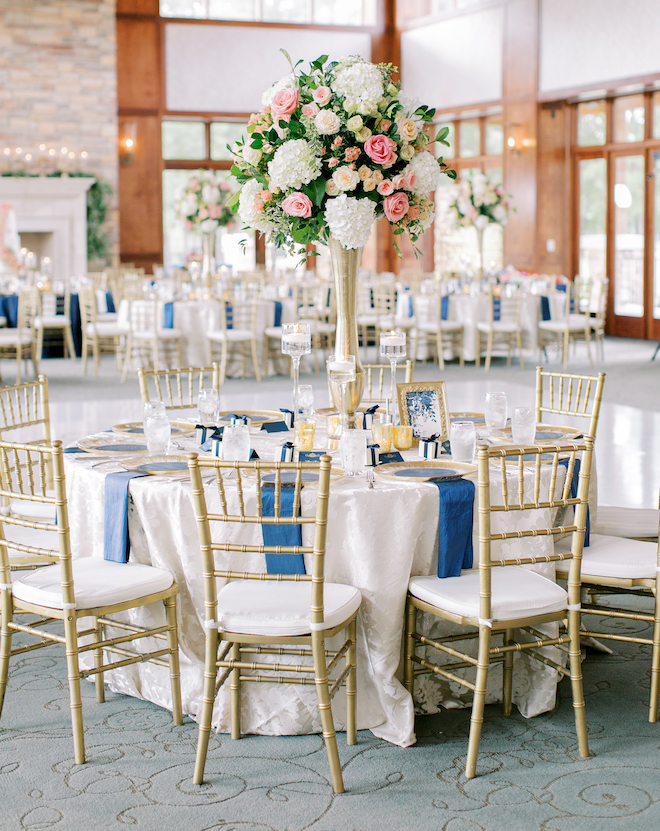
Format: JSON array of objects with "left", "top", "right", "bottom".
[
  {"left": 380, "top": 330, "right": 406, "bottom": 421},
  {"left": 222, "top": 424, "right": 251, "bottom": 462},
  {"left": 450, "top": 420, "right": 476, "bottom": 463},
  {"left": 512, "top": 407, "right": 536, "bottom": 445},
  {"left": 282, "top": 323, "right": 311, "bottom": 423},
  {"left": 340, "top": 428, "right": 366, "bottom": 476},
  {"left": 143, "top": 400, "right": 166, "bottom": 421},
  {"left": 484, "top": 392, "right": 508, "bottom": 432},
  {"left": 144, "top": 414, "right": 171, "bottom": 455},
  {"left": 197, "top": 388, "right": 219, "bottom": 427},
  {"left": 327, "top": 354, "right": 356, "bottom": 436}
]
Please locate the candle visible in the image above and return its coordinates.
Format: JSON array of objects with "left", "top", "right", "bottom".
[
  {"left": 282, "top": 333, "right": 308, "bottom": 345},
  {"left": 380, "top": 332, "right": 405, "bottom": 346},
  {"left": 328, "top": 359, "right": 354, "bottom": 372}
]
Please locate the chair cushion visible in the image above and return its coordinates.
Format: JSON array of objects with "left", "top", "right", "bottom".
[
  {"left": 417, "top": 321, "right": 463, "bottom": 332},
  {"left": 408, "top": 566, "right": 567, "bottom": 622},
  {"left": 264, "top": 326, "right": 282, "bottom": 338},
  {"left": 476, "top": 321, "right": 521, "bottom": 333},
  {"left": 35, "top": 315, "right": 71, "bottom": 328},
  {"left": 538, "top": 319, "right": 588, "bottom": 333},
  {"left": 0, "top": 329, "right": 33, "bottom": 345},
  {"left": 208, "top": 329, "right": 254, "bottom": 342},
  {"left": 595, "top": 506, "right": 659, "bottom": 539},
  {"left": 132, "top": 328, "right": 182, "bottom": 340},
  {"left": 217, "top": 579, "right": 361, "bottom": 636},
  {"left": 97, "top": 312, "right": 118, "bottom": 323},
  {"left": 87, "top": 321, "right": 127, "bottom": 337},
  {"left": 12, "top": 558, "right": 174, "bottom": 610},
  {"left": 555, "top": 533, "right": 657, "bottom": 580},
  {"left": 309, "top": 321, "right": 335, "bottom": 335},
  {"left": 0, "top": 316, "right": 6, "bottom": 327}
]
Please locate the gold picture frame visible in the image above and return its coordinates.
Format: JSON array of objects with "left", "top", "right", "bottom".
[{"left": 396, "top": 381, "right": 451, "bottom": 441}]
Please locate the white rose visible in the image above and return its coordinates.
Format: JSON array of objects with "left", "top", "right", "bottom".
[
  {"left": 332, "top": 166, "right": 360, "bottom": 192},
  {"left": 358, "top": 101, "right": 374, "bottom": 116},
  {"left": 325, "top": 179, "right": 340, "bottom": 196},
  {"left": 400, "top": 144, "right": 415, "bottom": 161},
  {"left": 345, "top": 115, "right": 363, "bottom": 132},
  {"left": 396, "top": 116, "right": 419, "bottom": 142},
  {"left": 315, "top": 110, "right": 341, "bottom": 135},
  {"left": 242, "top": 145, "right": 262, "bottom": 165}
]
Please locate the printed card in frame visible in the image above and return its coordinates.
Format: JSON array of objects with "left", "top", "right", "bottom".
[{"left": 396, "top": 381, "right": 450, "bottom": 441}]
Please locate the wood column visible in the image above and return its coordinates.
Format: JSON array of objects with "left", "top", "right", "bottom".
[{"left": 116, "top": 0, "right": 163, "bottom": 272}]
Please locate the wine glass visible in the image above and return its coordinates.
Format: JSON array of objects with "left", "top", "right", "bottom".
[
  {"left": 327, "top": 354, "right": 356, "bottom": 436},
  {"left": 281, "top": 323, "right": 311, "bottom": 423},
  {"left": 380, "top": 330, "right": 406, "bottom": 421}
]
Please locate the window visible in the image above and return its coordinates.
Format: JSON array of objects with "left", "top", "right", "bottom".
[
  {"left": 485, "top": 117, "right": 503, "bottom": 155},
  {"left": 459, "top": 120, "right": 480, "bottom": 158},
  {"left": 162, "top": 121, "right": 206, "bottom": 161},
  {"left": 653, "top": 92, "right": 660, "bottom": 139},
  {"left": 577, "top": 100, "right": 607, "bottom": 147},
  {"left": 159, "top": 0, "right": 377, "bottom": 25},
  {"left": 434, "top": 123, "right": 454, "bottom": 159},
  {"left": 210, "top": 122, "right": 247, "bottom": 161},
  {"left": 613, "top": 95, "right": 646, "bottom": 144}
]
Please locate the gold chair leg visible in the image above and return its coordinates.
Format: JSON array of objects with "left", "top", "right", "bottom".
[
  {"left": 485, "top": 332, "right": 493, "bottom": 372},
  {"left": 229, "top": 641, "right": 241, "bottom": 740},
  {"left": 562, "top": 329, "right": 570, "bottom": 370},
  {"left": 649, "top": 588, "right": 660, "bottom": 723},
  {"left": 465, "top": 625, "right": 491, "bottom": 779},
  {"left": 92, "top": 617, "right": 105, "bottom": 704},
  {"left": 502, "top": 627, "right": 514, "bottom": 717},
  {"left": 459, "top": 329, "right": 464, "bottom": 367},
  {"left": 403, "top": 598, "right": 416, "bottom": 695},
  {"left": 219, "top": 342, "right": 228, "bottom": 386},
  {"left": 516, "top": 331, "right": 525, "bottom": 370},
  {"left": 475, "top": 331, "right": 480, "bottom": 368},
  {"left": 567, "top": 607, "right": 589, "bottom": 758},
  {"left": 346, "top": 617, "right": 357, "bottom": 746},
  {"left": 31, "top": 341, "right": 40, "bottom": 378},
  {"left": 15, "top": 345, "right": 20, "bottom": 385},
  {"left": 251, "top": 338, "right": 262, "bottom": 382},
  {"left": 64, "top": 325, "right": 77, "bottom": 361},
  {"left": 165, "top": 595, "right": 183, "bottom": 725},
  {"left": 311, "top": 631, "right": 344, "bottom": 794},
  {"left": 63, "top": 614, "right": 85, "bottom": 765},
  {"left": 82, "top": 332, "right": 89, "bottom": 374},
  {"left": 193, "top": 626, "right": 220, "bottom": 785},
  {"left": 120, "top": 335, "right": 132, "bottom": 383},
  {"left": 0, "top": 590, "right": 13, "bottom": 717},
  {"left": 437, "top": 332, "right": 445, "bottom": 370}
]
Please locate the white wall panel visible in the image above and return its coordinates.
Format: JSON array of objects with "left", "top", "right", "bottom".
[
  {"left": 400, "top": 7, "right": 503, "bottom": 110},
  {"left": 165, "top": 24, "right": 371, "bottom": 113},
  {"left": 540, "top": 0, "right": 660, "bottom": 93}
]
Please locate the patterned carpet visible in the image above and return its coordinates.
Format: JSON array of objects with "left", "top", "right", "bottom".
[{"left": 1, "top": 615, "right": 660, "bottom": 831}]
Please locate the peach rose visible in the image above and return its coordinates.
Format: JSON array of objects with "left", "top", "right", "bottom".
[
  {"left": 377, "top": 179, "right": 394, "bottom": 196},
  {"left": 345, "top": 146, "right": 361, "bottom": 162},
  {"left": 407, "top": 205, "right": 421, "bottom": 220},
  {"left": 260, "top": 190, "right": 273, "bottom": 203},
  {"left": 372, "top": 170, "right": 384, "bottom": 184},
  {"left": 379, "top": 119, "right": 392, "bottom": 132},
  {"left": 302, "top": 102, "right": 320, "bottom": 118},
  {"left": 281, "top": 192, "right": 313, "bottom": 219},
  {"left": 397, "top": 117, "right": 419, "bottom": 142},
  {"left": 358, "top": 164, "right": 372, "bottom": 181},
  {"left": 392, "top": 174, "right": 404, "bottom": 189},
  {"left": 271, "top": 88, "right": 300, "bottom": 119},
  {"left": 313, "top": 86, "right": 332, "bottom": 106},
  {"left": 364, "top": 134, "right": 397, "bottom": 166},
  {"left": 383, "top": 191, "right": 409, "bottom": 223},
  {"left": 325, "top": 179, "right": 340, "bottom": 196},
  {"left": 332, "top": 136, "right": 343, "bottom": 148}
]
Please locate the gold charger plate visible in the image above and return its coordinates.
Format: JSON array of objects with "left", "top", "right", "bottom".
[
  {"left": 112, "top": 421, "right": 195, "bottom": 437},
  {"left": 77, "top": 436, "right": 148, "bottom": 455},
  {"left": 215, "top": 410, "right": 283, "bottom": 425},
  {"left": 491, "top": 423, "right": 582, "bottom": 443},
  {"left": 240, "top": 466, "right": 344, "bottom": 482},
  {"left": 375, "top": 460, "right": 476, "bottom": 482},
  {"left": 450, "top": 411, "right": 486, "bottom": 424},
  {"left": 120, "top": 455, "right": 189, "bottom": 475}
]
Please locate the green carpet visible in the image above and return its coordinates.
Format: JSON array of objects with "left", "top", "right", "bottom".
[{"left": 1, "top": 613, "right": 660, "bottom": 831}]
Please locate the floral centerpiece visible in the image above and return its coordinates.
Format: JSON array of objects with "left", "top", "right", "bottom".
[
  {"left": 230, "top": 51, "right": 455, "bottom": 256},
  {"left": 449, "top": 171, "right": 512, "bottom": 274}
]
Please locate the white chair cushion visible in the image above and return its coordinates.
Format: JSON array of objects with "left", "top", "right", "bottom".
[
  {"left": 0, "top": 329, "right": 33, "bottom": 345},
  {"left": 12, "top": 558, "right": 174, "bottom": 610},
  {"left": 132, "top": 328, "right": 181, "bottom": 340},
  {"left": 555, "top": 533, "right": 657, "bottom": 580},
  {"left": 217, "top": 580, "right": 362, "bottom": 636},
  {"left": 0, "top": 316, "right": 6, "bottom": 327},
  {"left": 595, "top": 506, "right": 659, "bottom": 539},
  {"left": 208, "top": 329, "right": 254, "bottom": 342},
  {"left": 309, "top": 321, "right": 335, "bottom": 335},
  {"left": 357, "top": 314, "right": 377, "bottom": 325},
  {"left": 408, "top": 566, "right": 567, "bottom": 622},
  {"left": 264, "top": 326, "right": 282, "bottom": 338},
  {"left": 35, "top": 315, "right": 71, "bottom": 328},
  {"left": 97, "top": 312, "right": 118, "bottom": 323},
  {"left": 476, "top": 321, "right": 521, "bottom": 333},
  {"left": 416, "top": 321, "right": 463, "bottom": 333},
  {"left": 538, "top": 319, "right": 588, "bottom": 333},
  {"left": 87, "top": 321, "right": 127, "bottom": 337}
]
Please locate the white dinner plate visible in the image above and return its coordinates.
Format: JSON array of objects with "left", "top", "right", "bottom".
[
  {"left": 77, "top": 436, "right": 148, "bottom": 455},
  {"left": 120, "top": 455, "right": 189, "bottom": 475},
  {"left": 375, "top": 460, "right": 476, "bottom": 482},
  {"left": 112, "top": 421, "right": 195, "bottom": 437}
]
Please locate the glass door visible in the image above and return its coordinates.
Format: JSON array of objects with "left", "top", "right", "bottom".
[
  {"left": 652, "top": 151, "right": 660, "bottom": 339},
  {"left": 577, "top": 156, "right": 607, "bottom": 284}
]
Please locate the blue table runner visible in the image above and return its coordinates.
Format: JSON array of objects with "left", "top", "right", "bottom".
[
  {"left": 261, "top": 483, "right": 305, "bottom": 574},
  {"left": 103, "top": 470, "right": 148, "bottom": 563},
  {"left": 432, "top": 477, "right": 475, "bottom": 578}
]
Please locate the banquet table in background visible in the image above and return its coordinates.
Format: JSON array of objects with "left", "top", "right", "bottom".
[{"left": 64, "top": 426, "right": 574, "bottom": 748}]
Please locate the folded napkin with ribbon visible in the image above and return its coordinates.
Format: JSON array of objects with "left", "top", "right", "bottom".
[
  {"left": 559, "top": 457, "right": 590, "bottom": 547},
  {"left": 200, "top": 427, "right": 223, "bottom": 452},
  {"left": 362, "top": 405, "right": 379, "bottom": 430},
  {"left": 419, "top": 434, "right": 442, "bottom": 459},
  {"left": 225, "top": 413, "right": 250, "bottom": 426},
  {"left": 103, "top": 471, "right": 149, "bottom": 563},
  {"left": 432, "top": 477, "right": 475, "bottom": 578},
  {"left": 365, "top": 443, "right": 380, "bottom": 467},
  {"left": 261, "top": 481, "right": 305, "bottom": 574},
  {"left": 540, "top": 296, "right": 551, "bottom": 321}
]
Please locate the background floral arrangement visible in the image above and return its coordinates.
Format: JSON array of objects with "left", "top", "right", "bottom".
[
  {"left": 176, "top": 170, "right": 236, "bottom": 233},
  {"left": 230, "top": 52, "right": 455, "bottom": 255},
  {"left": 450, "top": 171, "right": 512, "bottom": 230}
]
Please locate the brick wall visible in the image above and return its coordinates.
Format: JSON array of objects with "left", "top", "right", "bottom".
[{"left": 0, "top": 0, "right": 118, "bottom": 265}]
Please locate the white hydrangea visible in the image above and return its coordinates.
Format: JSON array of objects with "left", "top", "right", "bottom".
[
  {"left": 238, "top": 179, "right": 274, "bottom": 234},
  {"left": 199, "top": 218, "right": 220, "bottom": 233},
  {"left": 267, "top": 139, "right": 322, "bottom": 192},
  {"left": 261, "top": 73, "right": 297, "bottom": 107},
  {"left": 324, "top": 194, "right": 376, "bottom": 249},
  {"left": 331, "top": 59, "right": 384, "bottom": 111},
  {"left": 396, "top": 90, "right": 423, "bottom": 126},
  {"left": 405, "top": 151, "right": 442, "bottom": 197}
]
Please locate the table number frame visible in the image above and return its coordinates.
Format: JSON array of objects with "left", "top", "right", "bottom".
[{"left": 396, "top": 381, "right": 451, "bottom": 441}]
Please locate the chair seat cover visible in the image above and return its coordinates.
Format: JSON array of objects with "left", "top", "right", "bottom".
[
  {"left": 356, "top": 314, "right": 377, "bottom": 326},
  {"left": 0, "top": 316, "right": 6, "bottom": 327},
  {"left": 309, "top": 320, "right": 335, "bottom": 335},
  {"left": 87, "top": 321, "right": 127, "bottom": 337},
  {"left": 555, "top": 533, "right": 657, "bottom": 580},
  {"left": 476, "top": 320, "right": 521, "bottom": 333},
  {"left": 12, "top": 558, "right": 174, "bottom": 610},
  {"left": 538, "top": 319, "right": 588, "bottom": 333},
  {"left": 217, "top": 579, "right": 362, "bottom": 636},
  {"left": 97, "top": 312, "right": 118, "bottom": 323},
  {"left": 415, "top": 320, "right": 463, "bottom": 333},
  {"left": 0, "top": 329, "right": 33, "bottom": 345},
  {"left": 35, "top": 315, "right": 71, "bottom": 328},
  {"left": 376, "top": 315, "right": 416, "bottom": 329},
  {"left": 594, "top": 506, "right": 659, "bottom": 539},
  {"left": 408, "top": 566, "right": 567, "bottom": 622},
  {"left": 132, "top": 328, "right": 182, "bottom": 340},
  {"left": 264, "top": 326, "right": 282, "bottom": 338},
  {"left": 208, "top": 328, "right": 254, "bottom": 342}
]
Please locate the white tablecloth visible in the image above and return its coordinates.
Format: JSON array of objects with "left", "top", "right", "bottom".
[{"left": 64, "top": 428, "right": 568, "bottom": 747}]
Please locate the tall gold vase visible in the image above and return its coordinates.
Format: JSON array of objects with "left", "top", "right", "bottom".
[
  {"left": 201, "top": 230, "right": 216, "bottom": 290},
  {"left": 328, "top": 235, "right": 365, "bottom": 416}
]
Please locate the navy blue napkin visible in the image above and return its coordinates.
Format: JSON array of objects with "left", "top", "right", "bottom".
[
  {"left": 540, "top": 295, "right": 551, "bottom": 321},
  {"left": 103, "top": 471, "right": 148, "bottom": 563},
  {"left": 432, "top": 477, "right": 475, "bottom": 578},
  {"left": 261, "top": 421, "right": 289, "bottom": 433},
  {"left": 261, "top": 483, "right": 305, "bottom": 574},
  {"left": 441, "top": 295, "right": 449, "bottom": 321},
  {"left": 273, "top": 300, "right": 283, "bottom": 328},
  {"left": 492, "top": 297, "right": 501, "bottom": 321},
  {"left": 225, "top": 303, "right": 233, "bottom": 330},
  {"left": 106, "top": 291, "right": 116, "bottom": 314},
  {"left": 557, "top": 283, "right": 567, "bottom": 292},
  {"left": 378, "top": 451, "right": 404, "bottom": 465},
  {"left": 559, "top": 457, "right": 590, "bottom": 547},
  {"left": 163, "top": 302, "right": 174, "bottom": 329}
]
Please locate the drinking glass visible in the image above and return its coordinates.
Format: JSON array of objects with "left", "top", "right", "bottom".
[
  {"left": 484, "top": 392, "right": 508, "bottom": 432},
  {"left": 380, "top": 330, "right": 406, "bottom": 420},
  {"left": 298, "top": 384, "right": 314, "bottom": 419},
  {"left": 144, "top": 401, "right": 166, "bottom": 421},
  {"left": 450, "top": 420, "right": 476, "bottom": 463},
  {"left": 282, "top": 323, "right": 312, "bottom": 423},
  {"left": 293, "top": 419, "right": 316, "bottom": 451},
  {"left": 222, "top": 424, "right": 251, "bottom": 462},
  {"left": 340, "top": 429, "right": 366, "bottom": 476},
  {"left": 512, "top": 407, "right": 536, "bottom": 445},
  {"left": 197, "top": 388, "right": 219, "bottom": 426},
  {"left": 144, "top": 415, "right": 171, "bottom": 455},
  {"left": 371, "top": 418, "right": 393, "bottom": 452},
  {"left": 327, "top": 354, "right": 356, "bottom": 436}
]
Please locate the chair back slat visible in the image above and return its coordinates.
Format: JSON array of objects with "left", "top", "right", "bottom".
[
  {"left": 138, "top": 365, "right": 221, "bottom": 410},
  {"left": 361, "top": 361, "right": 413, "bottom": 405},
  {"left": 535, "top": 366, "right": 605, "bottom": 439}
]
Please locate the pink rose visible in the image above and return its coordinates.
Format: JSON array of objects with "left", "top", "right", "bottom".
[
  {"left": 332, "top": 136, "right": 343, "bottom": 148},
  {"left": 281, "top": 192, "right": 313, "bottom": 219},
  {"left": 226, "top": 220, "right": 236, "bottom": 231},
  {"left": 189, "top": 178, "right": 199, "bottom": 189},
  {"left": 302, "top": 102, "right": 319, "bottom": 118},
  {"left": 345, "top": 146, "right": 361, "bottom": 162},
  {"left": 364, "top": 134, "right": 397, "bottom": 166},
  {"left": 407, "top": 205, "right": 421, "bottom": 220},
  {"left": 383, "top": 191, "right": 409, "bottom": 223},
  {"left": 328, "top": 157, "right": 340, "bottom": 168},
  {"left": 392, "top": 174, "right": 404, "bottom": 189},
  {"left": 271, "top": 88, "right": 300, "bottom": 119},
  {"left": 403, "top": 171, "right": 417, "bottom": 191},
  {"left": 313, "top": 86, "right": 331, "bottom": 106},
  {"left": 260, "top": 189, "right": 273, "bottom": 203},
  {"left": 380, "top": 120, "right": 392, "bottom": 132},
  {"left": 377, "top": 179, "right": 394, "bottom": 196},
  {"left": 209, "top": 204, "right": 221, "bottom": 218},
  {"left": 186, "top": 220, "right": 193, "bottom": 230},
  {"left": 254, "top": 200, "right": 264, "bottom": 213}
]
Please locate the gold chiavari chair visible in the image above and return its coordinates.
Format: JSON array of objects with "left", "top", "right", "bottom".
[
  {"left": 79, "top": 286, "right": 127, "bottom": 377},
  {"left": 410, "top": 292, "right": 464, "bottom": 370},
  {"left": 404, "top": 438, "right": 594, "bottom": 779},
  {"left": 187, "top": 453, "right": 361, "bottom": 794},
  {"left": 207, "top": 295, "right": 262, "bottom": 385},
  {"left": 476, "top": 287, "right": 525, "bottom": 371},
  {"left": 0, "top": 287, "right": 40, "bottom": 384},
  {"left": 0, "top": 440, "right": 183, "bottom": 764},
  {"left": 137, "top": 364, "right": 221, "bottom": 411},
  {"left": 85, "top": 271, "right": 108, "bottom": 291},
  {"left": 361, "top": 360, "right": 413, "bottom": 405},
  {"left": 538, "top": 279, "right": 592, "bottom": 369},
  {"left": 35, "top": 285, "right": 77, "bottom": 361},
  {"left": 534, "top": 366, "right": 605, "bottom": 441},
  {"left": 121, "top": 299, "right": 182, "bottom": 383}
]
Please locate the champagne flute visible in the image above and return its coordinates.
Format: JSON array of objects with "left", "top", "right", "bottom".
[
  {"left": 281, "top": 323, "right": 311, "bottom": 423},
  {"left": 380, "top": 330, "right": 406, "bottom": 421}
]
